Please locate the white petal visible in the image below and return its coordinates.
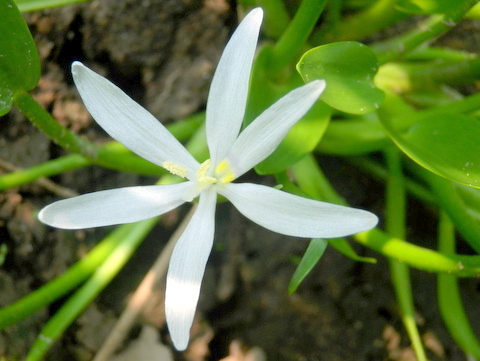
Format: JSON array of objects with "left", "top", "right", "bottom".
[
  {"left": 218, "top": 182, "right": 378, "bottom": 238},
  {"left": 222, "top": 80, "right": 325, "bottom": 179},
  {"left": 72, "top": 62, "right": 199, "bottom": 175},
  {"left": 38, "top": 183, "right": 191, "bottom": 229},
  {"left": 206, "top": 8, "right": 263, "bottom": 167},
  {"left": 165, "top": 188, "right": 217, "bottom": 350}
]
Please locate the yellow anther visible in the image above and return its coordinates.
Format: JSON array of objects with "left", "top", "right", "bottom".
[
  {"left": 215, "top": 160, "right": 235, "bottom": 183},
  {"left": 197, "top": 159, "right": 217, "bottom": 185},
  {"left": 162, "top": 161, "right": 188, "bottom": 178}
]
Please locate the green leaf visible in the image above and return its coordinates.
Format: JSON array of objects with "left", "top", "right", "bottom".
[
  {"left": 329, "top": 238, "right": 377, "bottom": 264},
  {"left": 288, "top": 238, "right": 327, "bottom": 295},
  {"left": 0, "top": 0, "right": 40, "bottom": 115},
  {"left": 14, "top": 0, "right": 90, "bottom": 12},
  {"left": 297, "top": 41, "right": 385, "bottom": 115},
  {"left": 396, "top": 0, "right": 459, "bottom": 14},
  {"left": 382, "top": 112, "right": 480, "bottom": 188},
  {"left": 247, "top": 45, "right": 331, "bottom": 175}
]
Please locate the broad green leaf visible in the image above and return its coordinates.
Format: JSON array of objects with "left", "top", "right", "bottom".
[
  {"left": 297, "top": 41, "right": 384, "bottom": 115},
  {"left": 0, "top": 81, "right": 13, "bottom": 116},
  {"left": 396, "top": 0, "right": 459, "bottom": 14},
  {"left": 288, "top": 238, "right": 327, "bottom": 295},
  {"left": 14, "top": 0, "right": 90, "bottom": 12},
  {"left": 382, "top": 112, "right": 480, "bottom": 188},
  {"left": 0, "top": 0, "right": 40, "bottom": 115},
  {"left": 246, "top": 45, "right": 331, "bottom": 175}
]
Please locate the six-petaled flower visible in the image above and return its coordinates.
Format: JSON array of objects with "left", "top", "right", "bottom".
[{"left": 39, "top": 8, "right": 378, "bottom": 351}]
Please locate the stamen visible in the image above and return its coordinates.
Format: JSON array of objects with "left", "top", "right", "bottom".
[
  {"left": 215, "top": 160, "right": 235, "bottom": 183},
  {"left": 182, "top": 159, "right": 217, "bottom": 202},
  {"left": 197, "top": 160, "right": 217, "bottom": 185},
  {"left": 162, "top": 161, "right": 188, "bottom": 178}
]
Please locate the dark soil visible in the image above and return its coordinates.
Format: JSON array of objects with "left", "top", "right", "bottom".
[{"left": 1, "top": 1, "right": 479, "bottom": 361}]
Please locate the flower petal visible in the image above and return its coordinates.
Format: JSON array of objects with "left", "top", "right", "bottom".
[
  {"left": 222, "top": 80, "right": 325, "bottom": 179},
  {"left": 206, "top": 8, "right": 263, "bottom": 167},
  {"left": 38, "top": 183, "right": 191, "bottom": 229},
  {"left": 218, "top": 182, "right": 378, "bottom": 238},
  {"left": 165, "top": 187, "right": 217, "bottom": 350},
  {"left": 72, "top": 62, "right": 199, "bottom": 175}
]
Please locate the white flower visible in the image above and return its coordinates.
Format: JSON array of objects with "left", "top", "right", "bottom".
[{"left": 39, "top": 8, "right": 378, "bottom": 350}]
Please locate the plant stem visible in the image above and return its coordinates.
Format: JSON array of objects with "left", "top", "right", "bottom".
[
  {"left": 354, "top": 229, "right": 480, "bottom": 276},
  {"left": 255, "top": 0, "right": 290, "bottom": 38},
  {"left": 349, "top": 156, "right": 437, "bottom": 205},
  {"left": 269, "top": 0, "right": 326, "bottom": 73},
  {"left": 385, "top": 147, "right": 427, "bottom": 361},
  {"left": 373, "top": 0, "right": 480, "bottom": 64},
  {"left": 314, "top": 0, "right": 407, "bottom": 43},
  {"left": 15, "top": 0, "right": 91, "bottom": 12},
  {"left": 0, "top": 154, "right": 89, "bottom": 191},
  {"left": 0, "top": 222, "right": 134, "bottom": 329},
  {"left": 437, "top": 212, "right": 480, "bottom": 359},
  {"left": 0, "top": 125, "right": 205, "bottom": 331},
  {"left": 316, "top": 118, "right": 389, "bottom": 155},
  {"left": 24, "top": 217, "right": 158, "bottom": 361}
]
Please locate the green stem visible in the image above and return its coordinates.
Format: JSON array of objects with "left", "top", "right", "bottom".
[
  {"left": 355, "top": 229, "right": 480, "bottom": 276},
  {"left": 314, "top": 0, "right": 407, "bottom": 43},
  {"left": 0, "top": 125, "right": 206, "bottom": 331},
  {"left": 15, "top": 0, "right": 91, "bottom": 12},
  {"left": 407, "top": 47, "right": 476, "bottom": 62},
  {"left": 437, "top": 212, "right": 480, "bottom": 359},
  {"left": 372, "top": 0, "right": 479, "bottom": 64},
  {"left": 269, "top": 0, "right": 326, "bottom": 73},
  {"left": 310, "top": 0, "right": 341, "bottom": 44},
  {"left": 0, "top": 154, "right": 89, "bottom": 191},
  {"left": 0, "top": 222, "right": 134, "bottom": 329},
  {"left": 24, "top": 217, "right": 158, "bottom": 361},
  {"left": 316, "top": 118, "right": 390, "bottom": 155},
  {"left": 255, "top": 0, "right": 290, "bottom": 38},
  {"left": 384, "top": 147, "right": 427, "bottom": 361},
  {"left": 349, "top": 156, "right": 437, "bottom": 205}
]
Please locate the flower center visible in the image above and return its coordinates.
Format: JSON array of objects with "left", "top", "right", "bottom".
[
  {"left": 196, "top": 159, "right": 217, "bottom": 186},
  {"left": 215, "top": 160, "right": 235, "bottom": 183},
  {"left": 162, "top": 159, "right": 217, "bottom": 201}
]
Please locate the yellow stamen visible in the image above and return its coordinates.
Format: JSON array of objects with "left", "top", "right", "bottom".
[
  {"left": 162, "top": 161, "right": 188, "bottom": 178},
  {"left": 215, "top": 160, "right": 235, "bottom": 183},
  {"left": 197, "top": 159, "right": 217, "bottom": 185}
]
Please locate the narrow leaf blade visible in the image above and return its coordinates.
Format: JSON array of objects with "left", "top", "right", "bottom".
[{"left": 288, "top": 238, "right": 328, "bottom": 295}]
